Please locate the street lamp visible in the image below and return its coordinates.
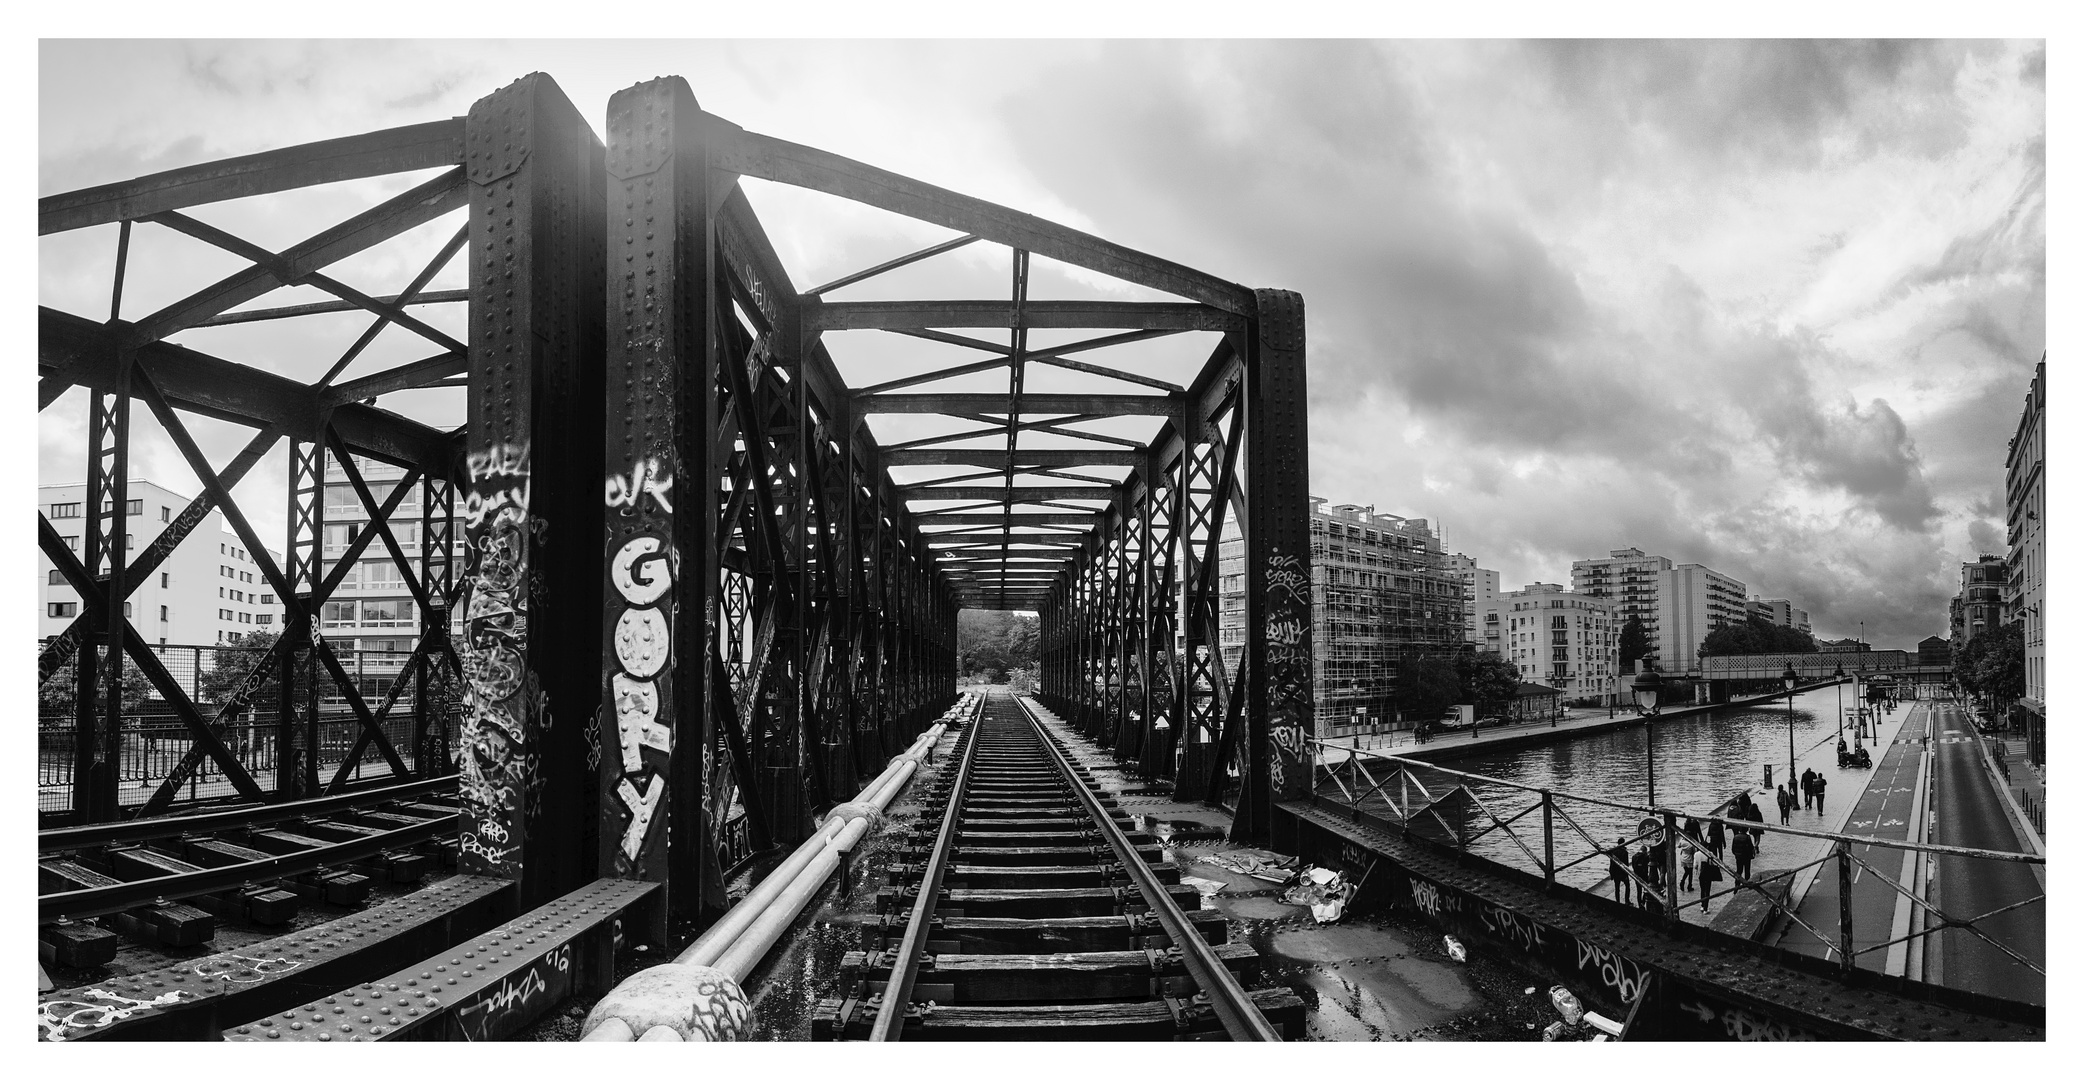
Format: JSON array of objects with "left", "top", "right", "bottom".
[
  {"left": 1782, "top": 663, "right": 1800, "bottom": 789},
  {"left": 1833, "top": 663, "right": 1846, "bottom": 753},
  {"left": 1633, "top": 667, "right": 1663, "bottom": 806}
]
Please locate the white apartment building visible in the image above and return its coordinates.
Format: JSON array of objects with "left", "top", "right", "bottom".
[
  {"left": 40, "top": 480, "right": 280, "bottom": 647},
  {"left": 1442, "top": 553, "right": 1499, "bottom": 646},
  {"left": 1573, "top": 547, "right": 1747, "bottom": 674},
  {"left": 319, "top": 455, "right": 432, "bottom": 697},
  {"left": 1477, "top": 583, "right": 1619, "bottom": 705},
  {"left": 1747, "top": 596, "right": 1812, "bottom": 634}
]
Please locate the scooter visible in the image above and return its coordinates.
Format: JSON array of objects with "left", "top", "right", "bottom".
[{"left": 1837, "top": 745, "right": 1872, "bottom": 769}]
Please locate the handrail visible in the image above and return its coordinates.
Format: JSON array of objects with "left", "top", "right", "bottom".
[
  {"left": 1015, "top": 695, "right": 1280, "bottom": 1042},
  {"left": 867, "top": 705, "right": 983, "bottom": 1041},
  {"left": 1308, "top": 738, "right": 2044, "bottom": 865},
  {"left": 39, "top": 774, "right": 457, "bottom": 853}
]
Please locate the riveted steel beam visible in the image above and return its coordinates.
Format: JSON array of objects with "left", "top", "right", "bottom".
[
  {"left": 810, "top": 299, "right": 1242, "bottom": 332},
  {"left": 858, "top": 393, "right": 1180, "bottom": 419}
]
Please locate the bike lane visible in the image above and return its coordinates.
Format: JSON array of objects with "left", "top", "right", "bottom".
[{"left": 1771, "top": 705, "right": 1927, "bottom": 971}]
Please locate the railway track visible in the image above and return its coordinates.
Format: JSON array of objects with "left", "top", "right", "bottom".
[
  {"left": 815, "top": 691, "right": 1302, "bottom": 1040},
  {"left": 38, "top": 777, "right": 461, "bottom": 974}
]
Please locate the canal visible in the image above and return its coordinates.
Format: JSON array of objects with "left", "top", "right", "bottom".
[{"left": 1433, "top": 686, "right": 1883, "bottom": 897}]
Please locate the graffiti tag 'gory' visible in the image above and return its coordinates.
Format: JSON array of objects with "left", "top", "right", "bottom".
[{"left": 604, "top": 465, "right": 679, "bottom": 868}]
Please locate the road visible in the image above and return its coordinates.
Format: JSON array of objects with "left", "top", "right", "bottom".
[{"left": 1924, "top": 701, "right": 2044, "bottom": 1005}]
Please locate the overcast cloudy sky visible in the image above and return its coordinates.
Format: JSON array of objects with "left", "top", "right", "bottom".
[{"left": 37, "top": 39, "right": 2045, "bottom": 650}]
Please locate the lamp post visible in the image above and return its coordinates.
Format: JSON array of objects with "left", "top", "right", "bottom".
[
  {"left": 1633, "top": 667, "right": 1664, "bottom": 807},
  {"left": 1833, "top": 663, "right": 1846, "bottom": 752},
  {"left": 1782, "top": 663, "right": 1800, "bottom": 788}
]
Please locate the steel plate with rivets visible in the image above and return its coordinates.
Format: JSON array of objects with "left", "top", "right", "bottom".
[
  {"left": 224, "top": 877, "right": 656, "bottom": 1042},
  {"left": 39, "top": 873, "right": 513, "bottom": 1043}
]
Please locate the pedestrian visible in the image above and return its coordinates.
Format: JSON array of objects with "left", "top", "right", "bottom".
[
  {"left": 1776, "top": 784, "right": 1792, "bottom": 825},
  {"left": 1697, "top": 851, "right": 1721, "bottom": 911},
  {"left": 1744, "top": 799, "right": 1766, "bottom": 852},
  {"left": 1802, "top": 768, "right": 1817, "bottom": 809},
  {"left": 1608, "top": 836, "right": 1631, "bottom": 904},
  {"left": 1680, "top": 838, "right": 1696, "bottom": 892},
  {"left": 1631, "top": 843, "right": 1652, "bottom": 896},
  {"left": 1814, "top": 773, "right": 1827, "bottom": 814},
  {"left": 1731, "top": 829, "right": 1755, "bottom": 882},
  {"left": 1706, "top": 816, "right": 1726, "bottom": 862}
]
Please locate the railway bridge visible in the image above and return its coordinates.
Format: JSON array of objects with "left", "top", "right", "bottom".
[{"left": 36, "top": 72, "right": 2040, "bottom": 1042}]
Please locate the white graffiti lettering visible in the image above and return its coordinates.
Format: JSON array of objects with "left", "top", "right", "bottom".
[
  {"left": 618, "top": 775, "right": 664, "bottom": 862},
  {"left": 1721, "top": 1005, "right": 1816, "bottom": 1042},
  {"left": 467, "top": 443, "right": 530, "bottom": 483},
  {"left": 1480, "top": 903, "right": 1546, "bottom": 953},
  {"left": 1410, "top": 878, "right": 1444, "bottom": 918},
  {"left": 605, "top": 457, "right": 675, "bottom": 514},
  {"left": 39, "top": 989, "right": 191, "bottom": 1041},
  {"left": 1574, "top": 939, "right": 1649, "bottom": 1004},
  {"left": 192, "top": 954, "right": 303, "bottom": 984},
  {"left": 613, "top": 607, "right": 671, "bottom": 678},
  {"left": 610, "top": 537, "right": 673, "bottom": 605},
  {"left": 1266, "top": 616, "right": 1306, "bottom": 647}
]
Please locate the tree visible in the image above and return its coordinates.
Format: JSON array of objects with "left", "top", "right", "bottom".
[
  {"left": 956, "top": 610, "right": 1039, "bottom": 682},
  {"left": 196, "top": 630, "right": 282, "bottom": 705},
  {"left": 1701, "top": 615, "right": 1819, "bottom": 656},
  {"left": 1456, "top": 651, "right": 1521, "bottom": 718},
  {"left": 1971, "top": 621, "right": 2024, "bottom": 705},
  {"left": 1396, "top": 655, "right": 1462, "bottom": 725},
  {"left": 39, "top": 653, "right": 155, "bottom": 715},
  {"left": 1617, "top": 616, "right": 1651, "bottom": 671}
]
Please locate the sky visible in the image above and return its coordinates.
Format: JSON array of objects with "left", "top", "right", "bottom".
[{"left": 34, "top": 38, "right": 2047, "bottom": 651}]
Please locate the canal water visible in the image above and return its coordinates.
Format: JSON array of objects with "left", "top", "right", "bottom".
[{"left": 1432, "top": 687, "right": 1876, "bottom": 895}]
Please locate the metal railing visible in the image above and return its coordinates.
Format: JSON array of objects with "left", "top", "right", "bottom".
[{"left": 1307, "top": 738, "right": 2045, "bottom": 993}]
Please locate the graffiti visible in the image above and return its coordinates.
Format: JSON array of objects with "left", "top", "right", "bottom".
[
  {"left": 478, "top": 818, "right": 510, "bottom": 844},
  {"left": 1269, "top": 720, "right": 1306, "bottom": 757},
  {"left": 468, "top": 443, "right": 530, "bottom": 482},
  {"left": 584, "top": 706, "right": 604, "bottom": 772},
  {"left": 192, "top": 954, "right": 302, "bottom": 984},
  {"left": 606, "top": 531, "right": 676, "bottom": 871},
  {"left": 1480, "top": 903, "right": 1547, "bottom": 954},
  {"left": 1265, "top": 556, "right": 1309, "bottom": 604},
  {"left": 1267, "top": 754, "right": 1286, "bottom": 793},
  {"left": 1410, "top": 878, "right": 1445, "bottom": 918},
  {"left": 454, "top": 943, "right": 570, "bottom": 1042},
  {"left": 1720, "top": 1005, "right": 1816, "bottom": 1042},
  {"left": 604, "top": 457, "right": 675, "bottom": 514},
  {"left": 1265, "top": 616, "right": 1306, "bottom": 648},
  {"left": 39, "top": 989, "right": 190, "bottom": 1041},
  {"left": 1574, "top": 939, "right": 1648, "bottom": 1004}
]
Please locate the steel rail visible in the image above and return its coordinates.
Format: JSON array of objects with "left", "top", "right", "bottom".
[
  {"left": 40, "top": 776, "right": 457, "bottom": 854},
  {"left": 39, "top": 811, "right": 457, "bottom": 923},
  {"left": 1014, "top": 695, "right": 1280, "bottom": 1042},
  {"left": 867, "top": 706, "right": 984, "bottom": 1041},
  {"left": 1310, "top": 739, "right": 2045, "bottom": 865}
]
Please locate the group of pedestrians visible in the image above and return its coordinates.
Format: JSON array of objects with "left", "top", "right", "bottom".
[
  {"left": 1776, "top": 769, "right": 1829, "bottom": 822},
  {"left": 1605, "top": 790, "right": 1785, "bottom": 916}
]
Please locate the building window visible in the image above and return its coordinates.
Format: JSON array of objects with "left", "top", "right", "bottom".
[
  {"left": 261, "top": 594, "right": 275, "bottom": 605},
  {"left": 64, "top": 536, "right": 78, "bottom": 551},
  {"left": 49, "top": 602, "right": 77, "bottom": 618},
  {"left": 51, "top": 502, "right": 82, "bottom": 518},
  {"left": 161, "top": 572, "right": 169, "bottom": 587},
  {"left": 126, "top": 499, "right": 142, "bottom": 515},
  {"left": 160, "top": 506, "right": 171, "bottom": 522},
  {"left": 220, "top": 587, "right": 225, "bottom": 598},
  {"left": 123, "top": 602, "right": 132, "bottom": 618},
  {"left": 160, "top": 605, "right": 169, "bottom": 621},
  {"left": 48, "top": 569, "right": 63, "bottom": 585},
  {"left": 257, "top": 614, "right": 273, "bottom": 626}
]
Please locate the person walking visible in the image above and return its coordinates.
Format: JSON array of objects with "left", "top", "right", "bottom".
[
  {"left": 1697, "top": 850, "right": 1721, "bottom": 912},
  {"left": 1680, "top": 837, "right": 1697, "bottom": 893},
  {"left": 1802, "top": 768, "right": 1817, "bottom": 810},
  {"left": 1776, "top": 784, "right": 1793, "bottom": 825},
  {"left": 1731, "top": 828, "right": 1755, "bottom": 882},
  {"left": 1744, "top": 798, "right": 1767, "bottom": 853},
  {"left": 1813, "top": 772, "right": 1827, "bottom": 815},
  {"left": 1608, "top": 837, "right": 1631, "bottom": 904},
  {"left": 1706, "top": 816, "right": 1727, "bottom": 863}
]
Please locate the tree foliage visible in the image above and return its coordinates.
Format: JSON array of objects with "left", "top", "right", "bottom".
[
  {"left": 1617, "top": 616, "right": 1651, "bottom": 672},
  {"left": 39, "top": 652, "right": 155, "bottom": 715},
  {"left": 1396, "top": 655, "right": 1463, "bottom": 724},
  {"left": 196, "top": 630, "right": 283, "bottom": 705},
  {"left": 1456, "top": 650, "right": 1522, "bottom": 717},
  {"left": 1953, "top": 621, "right": 2023, "bottom": 705},
  {"left": 957, "top": 610, "right": 1038, "bottom": 682},
  {"left": 1699, "top": 615, "right": 1818, "bottom": 656}
]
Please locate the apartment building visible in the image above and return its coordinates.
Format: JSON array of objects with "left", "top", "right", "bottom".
[
  {"left": 39, "top": 480, "right": 280, "bottom": 646},
  {"left": 1442, "top": 553, "right": 1500, "bottom": 646},
  {"left": 1950, "top": 555, "right": 2006, "bottom": 647},
  {"left": 1477, "top": 583, "right": 1619, "bottom": 705},
  {"left": 2004, "top": 357, "right": 2044, "bottom": 764},
  {"left": 1219, "top": 498, "right": 1462, "bottom": 734},
  {"left": 1572, "top": 547, "right": 1747, "bottom": 674},
  {"left": 1747, "top": 596, "right": 1811, "bottom": 634},
  {"left": 318, "top": 455, "right": 435, "bottom": 698}
]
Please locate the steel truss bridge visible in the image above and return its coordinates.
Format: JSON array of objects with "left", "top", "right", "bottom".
[
  {"left": 35, "top": 71, "right": 2033, "bottom": 1043},
  {"left": 38, "top": 71, "right": 1312, "bottom": 933}
]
